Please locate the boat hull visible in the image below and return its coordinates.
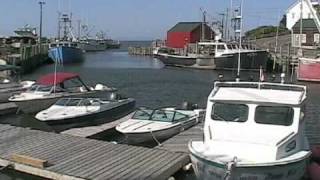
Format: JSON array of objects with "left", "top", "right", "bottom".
[
  {"left": 41, "top": 99, "right": 135, "bottom": 125},
  {"left": 190, "top": 146, "right": 309, "bottom": 180},
  {"left": 297, "top": 58, "right": 320, "bottom": 82},
  {"left": 48, "top": 46, "right": 84, "bottom": 64},
  {"left": 214, "top": 51, "right": 269, "bottom": 70},
  {"left": 13, "top": 90, "right": 113, "bottom": 114},
  {"left": 79, "top": 43, "right": 106, "bottom": 52},
  {"left": 156, "top": 51, "right": 268, "bottom": 70},
  {"left": 124, "top": 117, "right": 198, "bottom": 144},
  {"left": 0, "top": 84, "right": 28, "bottom": 103},
  {"left": 155, "top": 54, "right": 197, "bottom": 67}
]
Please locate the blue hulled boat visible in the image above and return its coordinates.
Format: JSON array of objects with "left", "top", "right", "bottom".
[{"left": 48, "top": 42, "right": 84, "bottom": 64}]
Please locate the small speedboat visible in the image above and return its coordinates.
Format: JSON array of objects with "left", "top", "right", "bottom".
[
  {"left": 189, "top": 81, "right": 311, "bottom": 180},
  {"left": 9, "top": 72, "right": 116, "bottom": 114},
  {"left": 116, "top": 107, "right": 205, "bottom": 144},
  {"left": 35, "top": 97, "right": 135, "bottom": 125}
]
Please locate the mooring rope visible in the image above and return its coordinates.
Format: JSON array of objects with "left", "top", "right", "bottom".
[
  {"left": 224, "top": 156, "right": 237, "bottom": 180},
  {"left": 149, "top": 130, "right": 162, "bottom": 146}
]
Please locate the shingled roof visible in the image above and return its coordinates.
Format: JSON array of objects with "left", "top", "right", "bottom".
[
  {"left": 293, "top": 19, "right": 318, "bottom": 30},
  {"left": 168, "top": 22, "right": 202, "bottom": 33}
]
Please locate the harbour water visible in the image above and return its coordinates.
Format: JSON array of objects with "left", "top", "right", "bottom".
[{"left": 1, "top": 41, "right": 320, "bottom": 179}]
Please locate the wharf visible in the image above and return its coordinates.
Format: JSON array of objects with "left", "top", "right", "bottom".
[
  {"left": 0, "top": 124, "right": 189, "bottom": 180},
  {"left": 157, "top": 123, "right": 203, "bottom": 153},
  {"left": 0, "top": 102, "right": 18, "bottom": 116},
  {"left": 61, "top": 113, "right": 134, "bottom": 138},
  {"left": 128, "top": 47, "right": 153, "bottom": 56}
]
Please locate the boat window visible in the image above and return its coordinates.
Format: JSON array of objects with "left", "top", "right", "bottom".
[
  {"left": 173, "top": 112, "right": 189, "bottom": 122},
  {"left": 232, "top": 45, "right": 238, "bottom": 49},
  {"left": 212, "top": 102, "right": 248, "bottom": 122},
  {"left": 65, "top": 99, "right": 82, "bottom": 106},
  {"left": 151, "top": 110, "right": 175, "bottom": 122},
  {"left": 71, "top": 43, "right": 78, "bottom": 47},
  {"left": 132, "top": 109, "right": 153, "bottom": 120},
  {"left": 79, "top": 99, "right": 92, "bottom": 106},
  {"left": 64, "top": 43, "right": 69, "bottom": 47},
  {"left": 35, "top": 85, "right": 52, "bottom": 92},
  {"left": 227, "top": 45, "right": 233, "bottom": 49},
  {"left": 55, "top": 98, "right": 70, "bottom": 106},
  {"left": 255, "top": 106, "right": 294, "bottom": 126},
  {"left": 217, "top": 45, "right": 225, "bottom": 50},
  {"left": 50, "top": 44, "right": 57, "bottom": 48},
  {"left": 58, "top": 44, "right": 63, "bottom": 46}
]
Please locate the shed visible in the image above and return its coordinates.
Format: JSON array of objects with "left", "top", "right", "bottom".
[
  {"left": 166, "top": 22, "right": 214, "bottom": 49},
  {"left": 292, "top": 19, "right": 319, "bottom": 47}
]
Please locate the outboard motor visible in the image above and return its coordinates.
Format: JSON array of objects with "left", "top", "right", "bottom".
[{"left": 180, "top": 101, "right": 198, "bottom": 110}]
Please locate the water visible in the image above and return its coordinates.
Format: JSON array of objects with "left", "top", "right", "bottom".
[{"left": 1, "top": 41, "right": 320, "bottom": 179}]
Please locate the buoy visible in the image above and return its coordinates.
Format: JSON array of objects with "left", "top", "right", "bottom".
[
  {"left": 167, "top": 177, "right": 175, "bottom": 180},
  {"left": 308, "top": 162, "right": 320, "bottom": 180}
]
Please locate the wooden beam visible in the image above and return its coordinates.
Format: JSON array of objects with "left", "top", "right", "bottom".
[{"left": 11, "top": 154, "right": 48, "bottom": 169}]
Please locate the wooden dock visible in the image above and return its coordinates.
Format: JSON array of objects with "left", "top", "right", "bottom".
[
  {"left": 157, "top": 123, "right": 203, "bottom": 153},
  {"left": 0, "top": 102, "right": 18, "bottom": 116},
  {"left": 0, "top": 124, "right": 189, "bottom": 180},
  {"left": 61, "top": 113, "right": 134, "bottom": 138}
]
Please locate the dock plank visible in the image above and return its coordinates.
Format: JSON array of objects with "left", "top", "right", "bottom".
[
  {"left": 0, "top": 124, "right": 188, "bottom": 180},
  {"left": 61, "top": 112, "right": 134, "bottom": 138}
]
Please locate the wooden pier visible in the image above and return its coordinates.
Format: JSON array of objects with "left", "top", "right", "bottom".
[
  {"left": 0, "top": 124, "right": 189, "bottom": 180},
  {"left": 157, "top": 123, "right": 203, "bottom": 153},
  {"left": 128, "top": 47, "right": 153, "bottom": 56},
  {"left": 61, "top": 113, "right": 134, "bottom": 138}
]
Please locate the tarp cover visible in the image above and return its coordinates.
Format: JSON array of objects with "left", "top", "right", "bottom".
[{"left": 37, "top": 72, "right": 79, "bottom": 86}]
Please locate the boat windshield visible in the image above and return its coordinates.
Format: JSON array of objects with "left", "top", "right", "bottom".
[
  {"left": 55, "top": 98, "right": 83, "bottom": 106},
  {"left": 255, "top": 106, "right": 294, "bottom": 126},
  {"left": 212, "top": 102, "right": 248, "bottom": 122},
  {"left": 29, "top": 85, "right": 52, "bottom": 93},
  {"left": 132, "top": 109, "right": 189, "bottom": 122}
]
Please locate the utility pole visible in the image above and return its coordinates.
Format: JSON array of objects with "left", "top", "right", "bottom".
[
  {"left": 39, "top": 1, "right": 45, "bottom": 54},
  {"left": 200, "top": 8, "right": 207, "bottom": 41},
  {"left": 219, "top": 12, "right": 226, "bottom": 40}
]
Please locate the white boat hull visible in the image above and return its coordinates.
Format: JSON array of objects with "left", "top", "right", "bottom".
[{"left": 190, "top": 146, "right": 309, "bottom": 180}]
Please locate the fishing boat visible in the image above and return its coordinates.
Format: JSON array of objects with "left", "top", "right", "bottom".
[
  {"left": 0, "top": 65, "right": 35, "bottom": 103},
  {"left": 35, "top": 97, "right": 135, "bottom": 125},
  {"left": 155, "top": 42, "right": 268, "bottom": 70},
  {"left": 48, "top": 41, "right": 84, "bottom": 64},
  {"left": 116, "top": 107, "right": 205, "bottom": 144},
  {"left": 48, "top": 13, "right": 84, "bottom": 64},
  {"left": 189, "top": 81, "right": 311, "bottom": 180},
  {"left": 9, "top": 72, "right": 116, "bottom": 114},
  {"left": 78, "top": 38, "right": 106, "bottom": 52}
]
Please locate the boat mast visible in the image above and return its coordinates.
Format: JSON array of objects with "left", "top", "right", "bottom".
[{"left": 236, "top": 0, "right": 244, "bottom": 80}]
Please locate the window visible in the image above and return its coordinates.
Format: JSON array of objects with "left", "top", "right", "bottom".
[
  {"left": 173, "top": 112, "right": 189, "bottom": 122},
  {"left": 211, "top": 103, "right": 248, "bottom": 122},
  {"left": 227, "top": 45, "right": 233, "bottom": 49},
  {"left": 314, "top": 34, "right": 320, "bottom": 43},
  {"left": 55, "top": 98, "right": 69, "bottom": 106},
  {"left": 132, "top": 109, "right": 153, "bottom": 120},
  {"left": 151, "top": 110, "right": 175, "bottom": 122},
  {"left": 217, "top": 45, "right": 226, "bottom": 50},
  {"left": 66, "top": 99, "right": 82, "bottom": 106},
  {"left": 292, "top": 13, "right": 295, "bottom": 19},
  {"left": 255, "top": 106, "right": 294, "bottom": 126}
]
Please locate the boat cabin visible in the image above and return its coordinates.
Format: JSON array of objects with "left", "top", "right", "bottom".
[
  {"left": 197, "top": 41, "right": 255, "bottom": 56},
  {"left": 55, "top": 98, "right": 105, "bottom": 107},
  {"left": 49, "top": 41, "right": 79, "bottom": 49},
  {"left": 204, "top": 82, "right": 308, "bottom": 162}
]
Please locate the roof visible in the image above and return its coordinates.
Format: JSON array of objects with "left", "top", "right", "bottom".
[
  {"left": 37, "top": 72, "right": 79, "bottom": 86},
  {"left": 210, "top": 82, "right": 306, "bottom": 105},
  {"left": 168, "top": 22, "right": 202, "bottom": 33},
  {"left": 292, "top": 19, "right": 318, "bottom": 30}
]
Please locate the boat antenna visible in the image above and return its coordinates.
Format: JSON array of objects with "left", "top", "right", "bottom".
[{"left": 236, "top": 0, "right": 244, "bottom": 81}]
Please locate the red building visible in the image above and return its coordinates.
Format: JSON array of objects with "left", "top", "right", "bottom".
[{"left": 166, "top": 22, "right": 214, "bottom": 49}]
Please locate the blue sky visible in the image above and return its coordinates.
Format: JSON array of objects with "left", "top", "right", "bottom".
[{"left": 0, "top": 0, "right": 295, "bottom": 40}]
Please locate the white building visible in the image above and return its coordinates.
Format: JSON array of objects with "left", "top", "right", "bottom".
[{"left": 286, "top": 0, "right": 319, "bottom": 30}]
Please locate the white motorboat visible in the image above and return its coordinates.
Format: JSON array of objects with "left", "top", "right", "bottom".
[
  {"left": 35, "top": 97, "right": 135, "bottom": 125},
  {"left": 189, "top": 81, "right": 311, "bottom": 180},
  {"left": 9, "top": 72, "right": 116, "bottom": 114},
  {"left": 116, "top": 107, "right": 205, "bottom": 144}
]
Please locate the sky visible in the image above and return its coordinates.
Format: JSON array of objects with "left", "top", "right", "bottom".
[{"left": 0, "top": 0, "right": 296, "bottom": 40}]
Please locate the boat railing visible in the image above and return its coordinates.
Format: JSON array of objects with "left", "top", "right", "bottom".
[{"left": 213, "top": 81, "right": 307, "bottom": 103}]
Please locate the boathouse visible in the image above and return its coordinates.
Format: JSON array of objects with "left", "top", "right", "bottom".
[
  {"left": 292, "top": 19, "right": 319, "bottom": 47},
  {"left": 166, "top": 22, "right": 214, "bottom": 49}
]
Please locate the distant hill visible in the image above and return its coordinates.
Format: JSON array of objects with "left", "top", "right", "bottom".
[{"left": 245, "top": 25, "right": 290, "bottom": 40}]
